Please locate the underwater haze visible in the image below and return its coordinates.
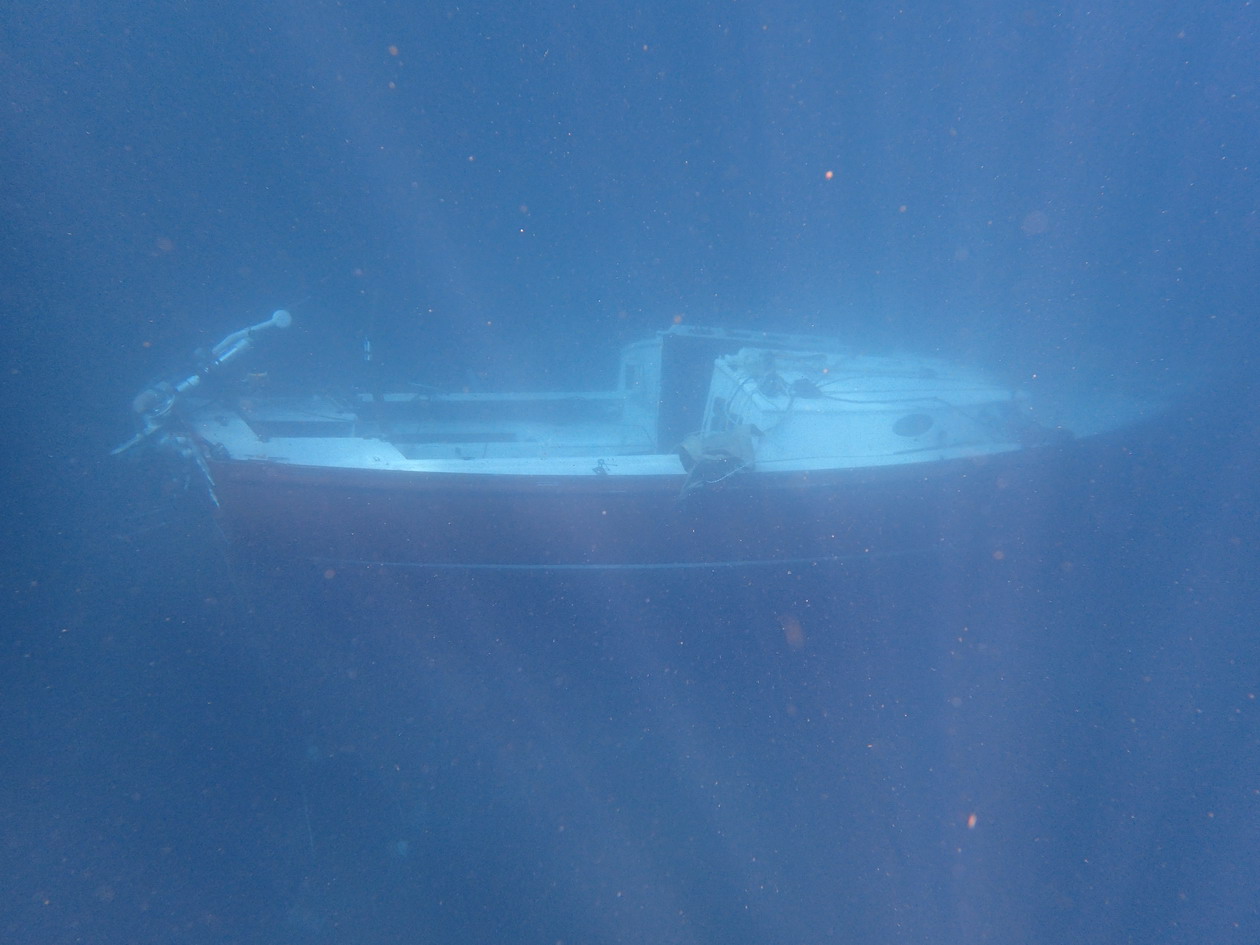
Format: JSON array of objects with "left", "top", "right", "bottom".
[{"left": 3, "top": 3, "right": 1259, "bottom": 944}]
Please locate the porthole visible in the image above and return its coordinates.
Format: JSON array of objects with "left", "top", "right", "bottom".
[{"left": 893, "top": 413, "right": 934, "bottom": 437}]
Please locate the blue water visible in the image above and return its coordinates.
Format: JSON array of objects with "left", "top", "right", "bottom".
[{"left": 3, "top": 3, "right": 1258, "bottom": 943}]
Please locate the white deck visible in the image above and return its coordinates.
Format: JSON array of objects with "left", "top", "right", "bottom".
[{"left": 178, "top": 331, "right": 1144, "bottom": 480}]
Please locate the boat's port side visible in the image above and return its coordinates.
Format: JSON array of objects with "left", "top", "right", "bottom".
[
  {"left": 230, "top": 390, "right": 658, "bottom": 462},
  {"left": 362, "top": 390, "right": 655, "bottom": 460}
]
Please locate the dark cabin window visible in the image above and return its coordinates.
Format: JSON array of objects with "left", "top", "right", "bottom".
[{"left": 893, "top": 413, "right": 935, "bottom": 437}]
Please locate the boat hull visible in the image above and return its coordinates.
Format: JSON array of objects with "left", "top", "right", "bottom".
[{"left": 205, "top": 448, "right": 1061, "bottom": 570}]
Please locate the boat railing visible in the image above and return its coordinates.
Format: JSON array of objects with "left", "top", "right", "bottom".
[{"left": 112, "top": 310, "right": 292, "bottom": 455}]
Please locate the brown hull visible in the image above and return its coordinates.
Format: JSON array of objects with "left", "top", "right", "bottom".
[{"left": 205, "top": 446, "right": 1069, "bottom": 569}]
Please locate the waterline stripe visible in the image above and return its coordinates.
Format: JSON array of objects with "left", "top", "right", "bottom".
[{"left": 312, "top": 548, "right": 933, "bottom": 573}]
